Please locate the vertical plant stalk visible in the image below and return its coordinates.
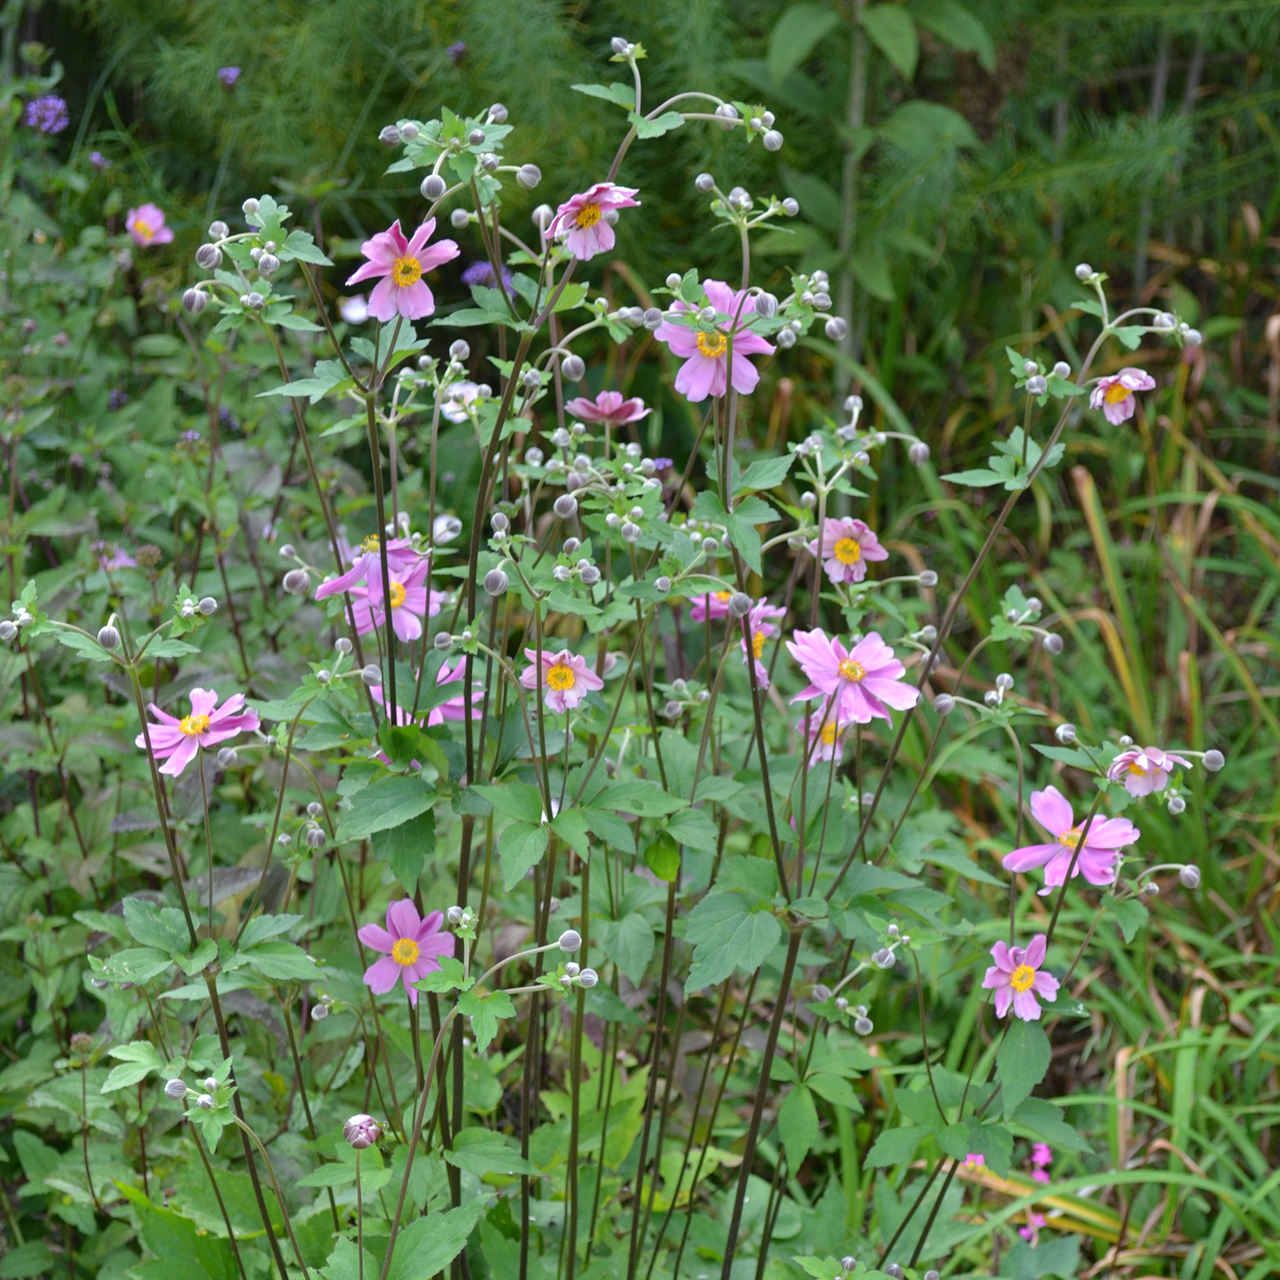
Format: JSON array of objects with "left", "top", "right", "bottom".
[
  {"left": 835, "top": 0, "right": 868, "bottom": 385},
  {"left": 364, "top": 391, "right": 398, "bottom": 713},
  {"left": 190, "top": 1125, "right": 249, "bottom": 1280}
]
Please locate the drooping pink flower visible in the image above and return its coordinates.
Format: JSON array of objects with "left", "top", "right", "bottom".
[
  {"left": 689, "top": 590, "right": 733, "bottom": 623},
  {"left": 547, "top": 183, "right": 640, "bottom": 260},
  {"left": 799, "top": 701, "right": 849, "bottom": 767},
  {"left": 135, "top": 688, "right": 260, "bottom": 777},
  {"left": 1089, "top": 367, "right": 1155, "bottom": 425},
  {"left": 343, "top": 1115, "right": 381, "bottom": 1149},
  {"left": 346, "top": 218, "right": 460, "bottom": 322},
  {"left": 654, "top": 281, "right": 776, "bottom": 402},
  {"left": 350, "top": 558, "right": 444, "bottom": 643},
  {"left": 358, "top": 900, "right": 454, "bottom": 1007},
  {"left": 564, "top": 389, "right": 650, "bottom": 424},
  {"left": 126, "top": 204, "right": 174, "bottom": 248},
  {"left": 369, "top": 659, "right": 481, "bottom": 730},
  {"left": 740, "top": 600, "right": 786, "bottom": 688},
  {"left": 981, "top": 934, "right": 1059, "bottom": 1021},
  {"left": 1106, "top": 746, "right": 1192, "bottom": 797},
  {"left": 315, "top": 534, "right": 417, "bottom": 602},
  {"left": 787, "top": 629, "right": 920, "bottom": 727},
  {"left": 520, "top": 648, "right": 604, "bottom": 714},
  {"left": 809, "top": 517, "right": 888, "bottom": 586},
  {"left": 1002, "top": 786, "right": 1139, "bottom": 894}
]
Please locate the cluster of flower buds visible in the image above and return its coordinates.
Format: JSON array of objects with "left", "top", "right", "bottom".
[
  {"left": 984, "top": 671, "right": 1015, "bottom": 709},
  {"left": 559, "top": 962, "right": 600, "bottom": 989},
  {"left": 311, "top": 991, "right": 336, "bottom": 1021},
  {"left": 179, "top": 595, "right": 218, "bottom": 619},
  {"left": 446, "top": 904, "right": 478, "bottom": 936},
  {"left": 164, "top": 1076, "right": 223, "bottom": 1110}
]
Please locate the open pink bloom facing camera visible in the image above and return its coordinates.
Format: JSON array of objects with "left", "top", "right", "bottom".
[
  {"left": 1089, "top": 367, "right": 1155, "bottom": 424},
  {"left": 740, "top": 601, "right": 787, "bottom": 688},
  {"left": 787, "top": 629, "right": 920, "bottom": 727},
  {"left": 1002, "top": 786, "right": 1139, "bottom": 894},
  {"left": 564, "top": 389, "right": 650, "bottom": 424},
  {"left": 126, "top": 204, "right": 174, "bottom": 248},
  {"left": 358, "top": 900, "right": 454, "bottom": 1007},
  {"left": 982, "top": 935, "right": 1059, "bottom": 1021},
  {"left": 547, "top": 183, "right": 640, "bottom": 260},
  {"left": 1106, "top": 745, "right": 1192, "bottom": 797},
  {"left": 810, "top": 517, "right": 888, "bottom": 586},
  {"left": 520, "top": 648, "right": 604, "bottom": 714},
  {"left": 136, "top": 688, "right": 260, "bottom": 777},
  {"left": 654, "top": 281, "right": 775, "bottom": 403},
  {"left": 350, "top": 559, "right": 443, "bottom": 643},
  {"left": 346, "top": 218, "right": 460, "bottom": 321}
]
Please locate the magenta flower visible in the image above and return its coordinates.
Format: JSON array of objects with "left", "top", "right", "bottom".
[
  {"left": 1031, "top": 1142, "right": 1052, "bottom": 1167},
  {"left": 135, "top": 688, "right": 260, "bottom": 777},
  {"left": 520, "top": 648, "right": 604, "bottom": 714},
  {"left": 1105, "top": 745, "right": 1192, "bottom": 797},
  {"left": 654, "top": 281, "right": 776, "bottom": 402},
  {"left": 963, "top": 1153, "right": 985, "bottom": 1170},
  {"left": 564, "top": 389, "right": 650, "bottom": 424},
  {"left": 799, "top": 704, "right": 849, "bottom": 767},
  {"left": 981, "top": 934, "right": 1059, "bottom": 1021},
  {"left": 547, "top": 182, "right": 640, "bottom": 260},
  {"left": 358, "top": 900, "right": 454, "bottom": 1007},
  {"left": 94, "top": 542, "right": 136, "bottom": 571},
  {"left": 343, "top": 1114, "right": 381, "bottom": 1150},
  {"left": 126, "top": 204, "right": 174, "bottom": 248},
  {"left": 786, "top": 629, "right": 921, "bottom": 727},
  {"left": 1089, "top": 367, "right": 1155, "bottom": 424},
  {"left": 1002, "top": 786, "right": 1139, "bottom": 894},
  {"left": 370, "top": 659, "right": 481, "bottom": 730},
  {"left": 315, "top": 534, "right": 417, "bottom": 602},
  {"left": 809, "top": 517, "right": 888, "bottom": 586},
  {"left": 217, "top": 66, "right": 241, "bottom": 88},
  {"left": 346, "top": 218, "right": 460, "bottom": 322},
  {"left": 740, "top": 600, "right": 786, "bottom": 688},
  {"left": 689, "top": 590, "right": 733, "bottom": 624},
  {"left": 350, "top": 559, "right": 443, "bottom": 643},
  {"left": 1019, "top": 1211, "right": 1047, "bottom": 1245}
]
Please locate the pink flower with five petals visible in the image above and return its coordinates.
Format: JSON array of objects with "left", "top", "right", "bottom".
[
  {"left": 809, "top": 517, "right": 888, "bottom": 585},
  {"left": 1002, "top": 786, "right": 1139, "bottom": 894},
  {"left": 126, "top": 204, "right": 174, "bottom": 248},
  {"left": 1089, "top": 367, "right": 1155, "bottom": 424},
  {"left": 315, "top": 533, "right": 417, "bottom": 602},
  {"left": 520, "top": 648, "right": 604, "bottom": 714},
  {"left": 358, "top": 900, "right": 454, "bottom": 1007},
  {"left": 135, "top": 688, "right": 260, "bottom": 777},
  {"left": 981, "top": 934, "right": 1059, "bottom": 1021},
  {"left": 1105, "top": 745, "right": 1192, "bottom": 797},
  {"left": 786, "top": 629, "right": 920, "bottom": 727},
  {"left": 346, "top": 218, "right": 460, "bottom": 322},
  {"left": 654, "top": 281, "right": 776, "bottom": 402},
  {"left": 564, "top": 389, "right": 650, "bottom": 424},
  {"left": 547, "top": 183, "right": 640, "bottom": 260}
]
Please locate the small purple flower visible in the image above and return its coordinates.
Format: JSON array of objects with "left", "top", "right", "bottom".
[
  {"left": 25, "top": 96, "right": 69, "bottom": 135},
  {"left": 180, "top": 429, "right": 202, "bottom": 444},
  {"left": 461, "top": 259, "right": 514, "bottom": 291},
  {"left": 217, "top": 67, "right": 241, "bottom": 88},
  {"left": 90, "top": 151, "right": 110, "bottom": 170},
  {"left": 219, "top": 407, "right": 238, "bottom": 432},
  {"left": 447, "top": 42, "right": 467, "bottom": 64},
  {"left": 108, "top": 389, "right": 129, "bottom": 411},
  {"left": 652, "top": 457, "right": 673, "bottom": 473}
]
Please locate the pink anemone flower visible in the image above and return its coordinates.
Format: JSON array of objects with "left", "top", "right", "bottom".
[
  {"left": 135, "top": 688, "right": 260, "bottom": 777},
  {"left": 315, "top": 534, "right": 417, "bottom": 602},
  {"left": 1105, "top": 745, "right": 1192, "bottom": 797},
  {"left": 520, "top": 648, "right": 604, "bottom": 714},
  {"left": 809, "top": 517, "right": 888, "bottom": 586},
  {"left": 346, "top": 218, "right": 460, "bottom": 322},
  {"left": 1089, "top": 367, "right": 1155, "bottom": 424},
  {"left": 1002, "top": 786, "right": 1139, "bottom": 894},
  {"left": 126, "top": 204, "right": 174, "bottom": 248},
  {"left": 689, "top": 590, "right": 733, "bottom": 623},
  {"left": 350, "top": 558, "right": 443, "bottom": 643},
  {"left": 547, "top": 182, "right": 640, "bottom": 260},
  {"left": 358, "top": 900, "right": 454, "bottom": 1006},
  {"left": 740, "top": 600, "right": 786, "bottom": 688},
  {"left": 981, "top": 934, "right": 1059, "bottom": 1021},
  {"left": 1019, "top": 1211, "right": 1047, "bottom": 1245},
  {"left": 370, "top": 659, "right": 482, "bottom": 731},
  {"left": 654, "top": 281, "right": 776, "bottom": 402},
  {"left": 564, "top": 389, "right": 650, "bottom": 424},
  {"left": 786, "top": 629, "right": 920, "bottom": 727},
  {"left": 800, "top": 702, "right": 849, "bottom": 767}
]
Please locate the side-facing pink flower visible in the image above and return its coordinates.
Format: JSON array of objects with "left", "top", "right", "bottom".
[
  {"left": 358, "top": 900, "right": 454, "bottom": 1006},
  {"left": 963, "top": 1153, "right": 985, "bottom": 1170},
  {"left": 347, "top": 218, "right": 460, "bottom": 322},
  {"left": 1002, "top": 786, "right": 1139, "bottom": 894},
  {"left": 315, "top": 534, "right": 417, "bottom": 601},
  {"left": 1019, "top": 1211, "right": 1047, "bottom": 1245},
  {"left": 809, "top": 517, "right": 888, "bottom": 585},
  {"left": 787, "top": 629, "right": 920, "bottom": 727},
  {"left": 126, "top": 204, "right": 174, "bottom": 248},
  {"left": 520, "top": 648, "right": 604, "bottom": 714},
  {"left": 799, "top": 701, "right": 849, "bottom": 767},
  {"left": 547, "top": 183, "right": 640, "bottom": 260},
  {"left": 740, "top": 600, "right": 786, "bottom": 688},
  {"left": 350, "top": 558, "right": 443, "bottom": 643},
  {"left": 370, "top": 658, "right": 481, "bottom": 731},
  {"left": 1089, "top": 367, "right": 1155, "bottom": 424},
  {"left": 94, "top": 542, "right": 136, "bottom": 571},
  {"left": 1106, "top": 746, "right": 1192, "bottom": 797},
  {"left": 654, "top": 281, "right": 776, "bottom": 402},
  {"left": 135, "top": 688, "right": 260, "bottom": 777},
  {"left": 981, "top": 934, "right": 1059, "bottom": 1021},
  {"left": 564, "top": 389, "right": 650, "bottom": 424},
  {"left": 689, "top": 590, "right": 733, "bottom": 623}
]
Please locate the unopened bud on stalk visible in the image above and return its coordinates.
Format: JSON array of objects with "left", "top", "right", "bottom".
[
  {"left": 1179, "top": 864, "right": 1201, "bottom": 888},
  {"left": 874, "top": 948, "right": 894, "bottom": 969},
  {"left": 182, "top": 288, "right": 208, "bottom": 315},
  {"left": 1142, "top": 880, "right": 1160, "bottom": 897},
  {"left": 420, "top": 174, "right": 447, "bottom": 200},
  {"left": 834, "top": 996, "right": 848, "bottom": 1012},
  {"left": 610, "top": 36, "right": 630, "bottom": 54},
  {"left": 216, "top": 747, "right": 238, "bottom": 768},
  {"left": 695, "top": 172, "right": 715, "bottom": 192},
  {"left": 516, "top": 163, "right": 542, "bottom": 189},
  {"left": 361, "top": 664, "right": 382, "bottom": 685},
  {"left": 198, "top": 597, "right": 218, "bottom": 615},
  {"left": 885, "top": 1265, "right": 904, "bottom": 1280},
  {"left": 762, "top": 129, "right": 784, "bottom": 151},
  {"left": 642, "top": 307, "right": 664, "bottom": 329},
  {"left": 97, "top": 624, "right": 120, "bottom": 650},
  {"left": 379, "top": 125, "right": 401, "bottom": 147},
  {"left": 196, "top": 1094, "right": 215, "bottom": 1110},
  {"left": 841, "top": 1259, "right": 857, "bottom": 1274},
  {"left": 984, "top": 690, "right": 1000, "bottom": 707},
  {"left": 1202, "top": 749, "right": 1224, "bottom": 771},
  {"left": 924, "top": 1271, "right": 940, "bottom": 1280},
  {"left": 1053, "top": 361, "right": 1071, "bottom": 378},
  {"left": 559, "top": 929, "right": 582, "bottom": 953},
  {"left": 283, "top": 569, "right": 309, "bottom": 594},
  {"left": 812, "top": 984, "right": 832, "bottom": 1002},
  {"left": 664, "top": 699, "right": 683, "bottom": 718},
  {"left": 164, "top": 1079, "right": 188, "bottom": 1100},
  {"left": 655, "top": 576, "right": 672, "bottom": 593},
  {"left": 335, "top": 637, "right": 353, "bottom": 655},
  {"left": 776, "top": 326, "right": 797, "bottom": 349},
  {"left": 1167, "top": 794, "right": 1186, "bottom": 815},
  {"left": 1074, "top": 263, "right": 1092, "bottom": 280},
  {"left": 1055, "top": 723, "right": 1076, "bottom": 745},
  {"left": 728, "top": 592, "right": 752, "bottom": 618},
  {"left": 258, "top": 253, "right": 280, "bottom": 275},
  {"left": 449, "top": 207, "right": 470, "bottom": 230},
  {"left": 996, "top": 673, "right": 1014, "bottom": 691},
  {"left": 933, "top": 694, "right": 955, "bottom": 716},
  {"left": 1026, "top": 375, "right": 1048, "bottom": 395},
  {"left": 195, "top": 243, "right": 222, "bottom": 269},
  {"left": 824, "top": 316, "right": 848, "bottom": 340},
  {"left": 484, "top": 568, "right": 508, "bottom": 596},
  {"left": 579, "top": 968, "right": 598, "bottom": 988},
  {"left": 343, "top": 1114, "right": 382, "bottom": 1149},
  {"left": 553, "top": 494, "right": 578, "bottom": 519},
  {"left": 0, "top": 621, "right": 17, "bottom": 642},
  {"left": 1044, "top": 633, "right": 1064, "bottom": 655},
  {"left": 854, "top": 1016, "right": 873, "bottom": 1035},
  {"left": 919, "top": 570, "right": 938, "bottom": 587},
  {"left": 532, "top": 204, "right": 554, "bottom": 232},
  {"left": 561, "top": 354, "right": 585, "bottom": 381}
]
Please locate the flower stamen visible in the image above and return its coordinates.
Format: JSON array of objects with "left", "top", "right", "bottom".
[
  {"left": 1057, "top": 826, "right": 1082, "bottom": 848},
  {"left": 388, "top": 581, "right": 407, "bottom": 609},
  {"left": 1010, "top": 964, "right": 1036, "bottom": 992},
  {"left": 837, "top": 657, "right": 866, "bottom": 682},
  {"left": 179, "top": 714, "right": 211, "bottom": 736},
  {"left": 696, "top": 331, "right": 727, "bottom": 358},
  {"left": 391, "top": 938, "right": 420, "bottom": 967},
  {"left": 833, "top": 537, "right": 863, "bottom": 565},
  {"left": 392, "top": 255, "right": 423, "bottom": 288},
  {"left": 546, "top": 663, "right": 576, "bottom": 692},
  {"left": 1103, "top": 382, "right": 1131, "bottom": 405}
]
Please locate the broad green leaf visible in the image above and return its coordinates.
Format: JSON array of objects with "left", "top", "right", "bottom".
[
  {"left": 124, "top": 898, "right": 193, "bottom": 954},
  {"left": 550, "top": 807, "right": 591, "bottom": 859},
  {"left": 336, "top": 774, "right": 434, "bottom": 841},
  {"left": 387, "top": 1201, "right": 487, "bottom": 1280},
  {"left": 684, "top": 892, "right": 781, "bottom": 992},
  {"left": 1011, "top": 1098, "right": 1092, "bottom": 1153},
  {"left": 101, "top": 1040, "right": 164, "bottom": 1092},
  {"left": 237, "top": 914, "right": 301, "bottom": 950},
  {"left": 569, "top": 82, "right": 636, "bottom": 107},
  {"left": 373, "top": 810, "right": 436, "bottom": 892},
  {"left": 596, "top": 779, "right": 685, "bottom": 817},
  {"left": 456, "top": 989, "right": 515, "bottom": 1053},
  {"left": 499, "top": 821, "right": 549, "bottom": 890},
  {"left": 628, "top": 110, "right": 685, "bottom": 139},
  {"left": 257, "top": 358, "right": 348, "bottom": 405},
  {"left": 866, "top": 1125, "right": 925, "bottom": 1168},
  {"left": 52, "top": 629, "right": 114, "bottom": 663},
  {"left": 602, "top": 912, "right": 655, "bottom": 986},
  {"left": 1103, "top": 892, "right": 1147, "bottom": 944},
  {"left": 735, "top": 454, "right": 794, "bottom": 494},
  {"left": 778, "top": 1083, "right": 818, "bottom": 1164},
  {"left": 114, "top": 1182, "right": 239, "bottom": 1280},
  {"left": 861, "top": 5, "right": 918, "bottom": 78},
  {"left": 474, "top": 781, "right": 545, "bottom": 824},
  {"left": 768, "top": 5, "right": 842, "bottom": 84},
  {"left": 964, "top": 1118, "right": 1014, "bottom": 1176},
  {"left": 996, "top": 1018, "right": 1051, "bottom": 1118},
  {"left": 644, "top": 832, "right": 681, "bottom": 882},
  {"left": 241, "top": 940, "right": 320, "bottom": 982},
  {"left": 910, "top": 0, "right": 994, "bottom": 71}
]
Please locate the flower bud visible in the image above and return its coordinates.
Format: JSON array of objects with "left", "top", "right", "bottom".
[
  {"left": 579, "top": 967, "right": 598, "bottom": 988},
  {"left": 1202, "top": 749, "right": 1224, "bottom": 771},
  {"left": 216, "top": 747, "right": 238, "bottom": 768},
  {"left": 701, "top": 537, "right": 719, "bottom": 555},
  {"left": 183, "top": 288, "right": 208, "bottom": 315},
  {"left": 610, "top": 36, "right": 630, "bottom": 53},
  {"left": 195, "top": 243, "right": 222, "bottom": 269},
  {"left": 984, "top": 690, "right": 1001, "bottom": 707},
  {"left": 621, "top": 521, "right": 642, "bottom": 542},
  {"left": 841, "top": 1260, "right": 857, "bottom": 1274},
  {"left": 198, "top": 596, "right": 218, "bottom": 615},
  {"left": 517, "top": 163, "right": 542, "bottom": 190},
  {"left": 553, "top": 494, "right": 578, "bottom": 519},
  {"left": 378, "top": 125, "right": 401, "bottom": 147},
  {"left": 694, "top": 172, "right": 716, "bottom": 194},
  {"left": 283, "top": 568, "right": 309, "bottom": 594},
  {"left": 728, "top": 591, "right": 752, "bottom": 618},
  {"left": 664, "top": 699, "right": 683, "bottom": 718},
  {"left": 762, "top": 129, "right": 784, "bottom": 151},
  {"left": 208, "top": 220, "right": 229, "bottom": 239},
  {"left": 1055, "top": 723, "right": 1076, "bottom": 744},
  {"left": 715, "top": 102, "right": 739, "bottom": 127},
  {"left": 196, "top": 1093, "right": 215, "bottom": 1110},
  {"left": 580, "top": 565, "right": 601, "bottom": 586},
  {"left": 1183, "top": 328, "right": 1203, "bottom": 346},
  {"left": 834, "top": 996, "right": 848, "bottom": 1012},
  {"left": 532, "top": 204, "right": 554, "bottom": 232},
  {"left": 885, "top": 1265, "right": 903, "bottom": 1280},
  {"left": 559, "top": 929, "right": 582, "bottom": 953},
  {"left": 1179, "top": 864, "right": 1201, "bottom": 888},
  {"left": 164, "top": 1078, "right": 188, "bottom": 1100},
  {"left": 433, "top": 632, "right": 454, "bottom": 652},
  {"left": 933, "top": 694, "right": 954, "bottom": 716},
  {"left": 1026, "top": 374, "right": 1048, "bottom": 395},
  {"left": 781, "top": 197, "right": 800, "bottom": 216},
  {"left": 823, "top": 316, "right": 848, "bottom": 341},
  {"left": 996, "top": 672, "right": 1014, "bottom": 691},
  {"left": 1167, "top": 794, "right": 1186, "bottom": 815},
  {"left": 1074, "top": 263, "right": 1092, "bottom": 280},
  {"left": 854, "top": 1016, "right": 873, "bottom": 1035},
  {"left": 874, "top": 948, "right": 894, "bottom": 969},
  {"left": 776, "top": 327, "right": 796, "bottom": 349},
  {"left": 97, "top": 624, "right": 120, "bottom": 650},
  {"left": 561, "top": 354, "right": 585, "bottom": 381},
  {"left": 361, "top": 664, "right": 382, "bottom": 685},
  {"left": 242, "top": 199, "right": 261, "bottom": 217},
  {"left": 654, "top": 576, "right": 672, "bottom": 593},
  {"left": 1142, "top": 880, "right": 1160, "bottom": 897},
  {"left": 258, "top": 253, "right": 280, "bottom": 275},
  {"left": 449, "top": 207, "right": 470, "bottom": 230},
  {"left": 1044, "top": 633, "right": 1064, "bottom": 655},
  {"left": 333, "top": 638, "right": 353, "bottom": 657},
  {"left": 397, "top": 121, "right": 419, "bottom": 142},
  {"left": 279, "top": 543, "right": 296, "bottom": 558},
  {"left": 343, "top": 1114, "right": 382, "bottom": 1149},
  {"left": 484, "top": 568, "right": 509, "bottom": 596},
  {"left": 420, "top": 173, "right": 447, "bottom": 200},
  {"left": 924, "top": 1272, "right": 940, "bottom": 1280},
  {"left": 0, "top": 621, "right": 17, "bottom": 642},
  {"left": 305, "top": 826, "right": 325, "bottom": 849},
  {"left": 919, "top": 570, "right": 938, "bottom": 587},
  {"left": 312, "top": 1002, "right": 329, "bottom": 1020},
  {"left": 1052, "top": 360, "right": 1071, "bottom": 378},
  {"left": 245, "top": 292, "right": 264, "bottom": 308}
]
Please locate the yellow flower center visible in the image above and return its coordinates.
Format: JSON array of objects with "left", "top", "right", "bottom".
[
  {"left": 179, "top": 713, "right": 211, "bottom": 736},
  {"left": 391, "top": 937, "right": 420, "bottom": 967},
  {"left": 392, "top": 255, "right": 423, "bottom": 288},
  {"left": 1058, "top": 827, "right": 1082, "bottom": 848},
  {"left": 696, "top": 331, "right": 727, "bottom": 359},
  {"left": 1010, "top": 964, "right": 1036, "bottom": 992},
  {"left": 574, "top": 202, "right": 603, "bottom": 229},
  {"left": 136, "top": 223, "right": 154, "bottom": 242},
  {"left": 752, "top": 631, "right": 766, "bottom": 659},
  {"left": 361, "top": 534, "right": 380, "bottom": 553},
  {"left": 546, "top": 662, "right": 576, "bottom": 691},
  {"left": 1127, "top": 761, "right": 1148, "bottom": 775},
  {"left": 820, "top": 722, "right": 839, "bottom": 745},
  {"left": 833, "top": 537, "right": 863, "bottom": 565},
  {"left": 838, "top": 658, "right": 866, "bottom": 682},
  {"left": 714, "top": 591, "right": 732, "bottom": 602},
  {"left": 1103, "top": 381, "right": 1131, "bottom": 405},
  {"left": 388, "top": 581, "right": 406, "bottom": 608}
]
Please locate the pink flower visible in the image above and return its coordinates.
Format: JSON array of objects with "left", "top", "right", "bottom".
[
  {"left": 689, "top": 590, "right": 733, "bottom": 623},
  {"left": 786, "top": 629, "right": 921, "bottom": 727},
  {"left": 963, "top": 1153, "right": 985, "bottom": 1170},
  {"left": 981, "top": 934, "right": 1059, "bottom": 1021},
  {"left": 740, "top": 600, "right": 786, "bottom": 688},
  {"left": 135, "top": 688, "right": 260, "bottom": 777},
  {"left": 346, "top": 218, "right": 460, "bottom": 322},
  {"left": 1002, "top": 786, "right": 1139, "bottom": 894},
  {"left": 547, "top": 183, "right": 640, "bottom": 260},
  {"left": 358, "top": 900, "right": 454, "bottom": 1007},
  {"left": 1089, "top": 367, "right": 1155, "bottom": 425},
  {"left": 350, "top": 559, "right": 444, "bottom": 643},
  {"left": 343, "top": 1115, "right": 381, "bottom": 1150},
  {"left": 126, "top": 204, "right": 174, "bottom": 248},
  {"left": 799, "top": 703, "right": 849, "bottom": 767},
  {"left": 94, "top": 542, "right": 136, "bottom": 571},
  {"left": 1106, "top": 746, "right": 1192, "bottom": 797},
  {"left": 654, "top": 281, "right": 776, "bottom": 402},
  {"left": 441, "top": 382, "right": 481, "bottom": 423},
  {"left": 520, "top": 648, "right": 604, "bottom": 714},
  {"left": 1031, "top": 1142, "right": 1052, "bottom": 1167},
  {"left": 809, "top": 517, "right": 888, "bottom": 586},
  {"left": 564, "top": 389, "right": 650, "bottom": 424},
  {"left": 370, "top": 659, "right": 481, "bottom": 730},
  {"left": 1019, "top": 1211, "right": 1047, "bottom": 1245},
  {"left": 1032, "top": 1169, "right": 1051, "bottom": 1184},
  {"left": 315, "top": 534, "right": 417, "bottom": 602}
]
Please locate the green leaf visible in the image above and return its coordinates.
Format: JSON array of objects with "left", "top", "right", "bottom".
[
  {"left": 644, "top": 831, "right": 681, "bottom": 882},
  {"left": 996, "top": 1018, "right": 1051, "bottom": 1119},
  {"left": 909, "top": 0, "right": 994, "bottom": 72},
  {"left": 684, "top": 892, "right": 781, "bottom": 992},
  {"left": 101, "top": 1040, "right": 164, "bottom": 1092},
  {"left": 1113, "top": 325, "right": 1145, "bottom": 350},
  {"left": 499, "top": 821, "right": 549, "bottom": 890},
  {"left": 336, "top": 774, "right": 434, "bottom": 841},
  {"left": 866, "top": 1125, "right": 925, "bottom": 1168},
  {"left": 735, "top": 453, "right": 794, "bottom": 494},
  {"left": 238, "top": 914, "right": 302, "bottom": 950},
  {"left": 241, "top": 940, "right": 321, "bottom": 982},
  {"left": 413, "top": 957, "right": 472, "bottom": 995},
  {"left": 550, "top": 808, "right": 591, "bottom": 860},
  {"left": 124, "top": 897, "right": 193, "bottom": 954},
  {"left": 387, "top": 1201, "right": 487, "bottom": 1280},
  {"left": 1104, "top": 892, "right": 1147, "bottom": 944},
  {"left": 175, "top": 937, "right": 218, "bottom": 977},
  {"left": 145, "top": 638, "right": 202, "bottom": 659},
  {"left": 53, "top": 628, "right": 114, "bottom": 663},
  {"left": 114, "top": 1182, "right": 238, "bottom": 1280},
  {"left": 768, "top": 4, "right": 842, "bottom": 83},
  {"left": 778, "top": 1083, "right": 819, "bottom": 1164},
  {"left": 474, "top": 781, "right": 545, "bottom": 825},
  {"left": 372, "top": 810, "right": 436, "bottom": 893},
  {"left": 323, "top": 1239, "right": 377, "bottom": 1280},
  {"left": 1011, "top": 1098, "right": 1092, "bottom": 1153},
  {"left": 0, "top": 1242, "right": 55, "bottom": 1278},
  {"left": 282, "top": 229, "right": 333, "bottom": 266},
  {"left": 444, "top": 1130, "right": 536, "bottom": 1177},
  {"left": 628, "top": 110, "right": 685, "bottom": 139},
  {"left": 602, "top": 912, "right": 655, "bottom": 986},
  {"left": 596, "top": 779, "right": 685, "bottom": 817},
  {"left": 570, "top": 82, "right": 637, "bottom": 107},
  {"left": 257, "top": 359, "right": 348, "bottom": 405},
  {"left": 964, "top": 1118, "right": 1014, "bottom": 1177},
  {"left": 456, "top": 989, "right": 516, "bottom": 1053},
  {"left": 862, "top": 5, "right": 918, "bottom": 77}
]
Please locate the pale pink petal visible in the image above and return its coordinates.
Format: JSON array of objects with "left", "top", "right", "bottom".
[
  {"left": 1024, "top": 935, "right": 1047, "bottom": 967},
  {"left": 188, "top": 689, "right": 219, "bottom": 717},
  {"left": 1002, "top": 842, "right": 1060, "bottom": 873},
  {"left": 990, "top": 941, "right": 1014, "bottom": 972},
  {"left": 386, "top": 898, "right": 421, "bottom": 940},
  {"left": 1029, "top": 786, "right": 1074, "bottom": 837},
  {"left": 994, "top": 986, "right": 1013, "bottom": 1018},
  {"left": 358, "top": 923, "right": 393, "bottom": 953},
  {"left": 363, "top": 955, "right": 403, "bottom": 995},
  {"left": 347, "top": 259, "right": 390, "bottom": 287},
  {"left": 1012, "top": 989, "right": 1042, "bottom": 1021},
  {"left": 157, "top": 736, "right": 199, "bottom": 777}
]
